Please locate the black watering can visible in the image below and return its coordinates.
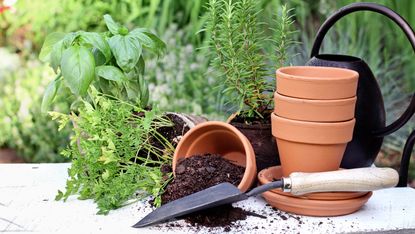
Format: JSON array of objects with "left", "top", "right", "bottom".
[{"left": 306, "top": 2, "right": 415, "bottom": 181}]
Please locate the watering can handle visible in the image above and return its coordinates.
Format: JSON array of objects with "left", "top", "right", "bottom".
[{"left": 310, "top": 2, "right": 415, "bottom": 137}]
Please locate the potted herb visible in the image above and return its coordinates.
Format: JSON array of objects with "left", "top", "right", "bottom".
[
  {"left": 38, "top": 15, "right": 205, "bottom": 214},
  {"left": 205, "top": 0, "right": 296, "bottom": 171}
]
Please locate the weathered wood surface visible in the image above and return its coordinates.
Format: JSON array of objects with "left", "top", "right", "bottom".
[{"left": 1, "top": 163, "right": 414, "bottom": 234}]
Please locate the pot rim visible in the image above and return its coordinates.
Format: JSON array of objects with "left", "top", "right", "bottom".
[
  {"left": 274, "top": 92, "right": 357, "bottom": 105},
  {"left": 271, "top": 113, "right": 356, "bottom": 127},
  {"left": 172, "top": 121, "right": 257, "bottom": 192},
  {"left": 276, "top": 66, "right": 358, "bottom": 82}
]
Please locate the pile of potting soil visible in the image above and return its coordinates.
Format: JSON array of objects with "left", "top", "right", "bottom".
[{"left": 161, "top": 154, "right": 249, "bottom": 228}]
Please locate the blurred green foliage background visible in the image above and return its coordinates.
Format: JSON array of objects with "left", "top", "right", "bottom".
[{"left": 0, "top": 0, "right": 413, "bottom": 179}]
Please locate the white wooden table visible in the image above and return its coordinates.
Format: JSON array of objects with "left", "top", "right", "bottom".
[{"left": 1, "top": 163, "right": 415, "bottom": 234}]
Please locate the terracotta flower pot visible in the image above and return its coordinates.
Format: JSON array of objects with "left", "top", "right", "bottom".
[
  {"left": 274, "top": 92, "right": 357, "bottom": 122},
  {"left": 173, "top": 121, "right": 257, "bottom": 192},
  {"left": 276, "top": 66, "right": 359, "bottom": 100},
  {"left": 271, "top": 113, "right": 355, "bottom": 177}
]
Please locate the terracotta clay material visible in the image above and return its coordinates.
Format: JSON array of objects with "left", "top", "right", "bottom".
[
  {"left": 257, "top": 166, "right": 366, "bottom": 200},
  {"left": 262, "top": 190, "right": 372, "bottom": 217},
  {"left": 271, "top": 114, "right": 355, "bottom": 177},
  {"left": 173, "top": 121, "right": 257, "bottom": 192},
  {"left": 276, "top": 66, "right": 359, "bottom": 100},
  {"left": 274, "top": 92, "right": 357, "bottom": 122}
]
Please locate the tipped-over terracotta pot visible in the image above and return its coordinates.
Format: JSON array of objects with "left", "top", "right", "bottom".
[
  {"left": 173, "top": 121, "right": 257, "bottom": 192},
  {"left": 271, "top": 114, "right": 355, "bottom": 177},
  {"left": 276, "top": 66, "right": 359, "bottom": 100},
  {"left": 274, "top": 92, "right": 357, "bottom": 122}
]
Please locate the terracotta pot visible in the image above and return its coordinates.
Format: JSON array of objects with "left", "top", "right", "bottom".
[
  {"left": 276, "top": 66, "right": 359, "bottom": 100},
  {"left": 173, "top": 121, "right": 257, "bottom": 192},
  {"left": 271, "top": 113, "right": 355, "bottom": 177},
  {"left": 230, "top": 121, "right": 280, "bottom": 172},
  {"left": 274, "top": 92, "right": 357, "bottom": 122},
  {"left": 261, "top": 189, "right": 372, "bottom": 217}
]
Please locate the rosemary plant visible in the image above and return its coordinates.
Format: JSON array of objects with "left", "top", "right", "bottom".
[{"left": 205, "top": 0, "right": 295, "bottom": 120}]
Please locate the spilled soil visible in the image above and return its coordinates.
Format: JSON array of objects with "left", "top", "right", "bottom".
[{"left": 161, "top": 154, "right": 249, "bottom": 228}]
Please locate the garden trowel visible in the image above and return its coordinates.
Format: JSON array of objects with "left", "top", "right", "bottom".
[{"left": 132, "top": 167, "right": 398, "bottom": 228}]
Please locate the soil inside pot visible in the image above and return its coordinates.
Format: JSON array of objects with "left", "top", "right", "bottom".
[
  {"left": 229, "top": 111, "right": 280, "bottom": 172},
  {"left": 161, "top": 154, "right": 249, "bottom": 228}
]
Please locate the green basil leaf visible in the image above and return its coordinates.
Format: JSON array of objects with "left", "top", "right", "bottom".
[
  {"left": 80, "top": 32, "right": 111, "bottom": 62},
  {"left": 108, "top": 34, "right": 142, "bottom": 72},
  {"left": 104, "top": 14, "right": 120, "bottom": 35},
  {"left": 50, "top": 41, "right": 64, "bottom": 73},
  {"left": 95, "top": 66, "right": 127, "bottom": 82},
  {"left": 41, "top": 78, "right": 62, "bottom": 113},
  {"left": 139, "top": 78, "right": 149, "bottom": 107},
  {"left": 39, "top": 32, "right": 66, "bottom": 62},
  {"left": 61, "top": 46, "right": 95, "bottom": 96},
  {"left": 130, "top": 29, "right": 166, "bottom": 56},
  {"left": 92, "top": 48, "right": 106, "bottom": 66},
  {"left": 136, "top": 56, "right": 145, "bottom": 76},
  {"left": 62, "top": 32, "right": 78, "bottom": 47},
  {"left": 124, "top": 81, "right": 140, "bottom": 102}
]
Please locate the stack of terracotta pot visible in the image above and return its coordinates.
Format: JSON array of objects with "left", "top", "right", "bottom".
[{"left": 272, "top": 66, "right": 359, "bottom": 177}]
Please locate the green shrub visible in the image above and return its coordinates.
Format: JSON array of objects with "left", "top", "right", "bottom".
[{"left": 0, "top": 61, "right": 71, "bottom": 162}]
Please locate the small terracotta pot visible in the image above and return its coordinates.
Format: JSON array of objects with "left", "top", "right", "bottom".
[
  {"left": 276, "top": 66, "right": 359, "bottom": 100},
  {"left": 274, "top": 92, "right": 357, "bottom": 122},
  {"left": 271, "top": 114, "right": 355, "bottom": 177},
  {"left": 173, "top": 121, "right": 257, "bottom": 192}
]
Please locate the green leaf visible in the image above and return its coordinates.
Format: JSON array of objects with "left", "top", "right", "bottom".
[
  {"left": 39, "top": 32, "right": 66, "bottom": 62},
  {"left": 139, "top": 78, "right": 149, "bottom": 107},
  {"left": 92, "top": 48, "right": 106, "bottom": 66},
  {"left": 108, "top": 34, "right": 142, "bottom": 72},
  {"left": 80, "top": 32, "right": 111, "bottom": 62},
  {"left": 104, "top": 14, "right": 120, "bottom": 35},
  {"left": 124, "top": 81, "right": 140, "bottom": 101},
  {"left": 61, "top": 46, "right": 95, "bottom": 96},
  {"left": 136, "top": 56, "right": 145, "bottom": 76},
  {"left": 55, "top": 190, "right": 64, "bottom": 201},
  {"left": 41, "top": 77, "right": 62, "bottom": 113},
  {"left": 130, "top": 28, "right": 166, "bottom": 56},
  {"left": 95, "top": 66, "right": 127, "bottom": 82},
  {"left": 62, "top": 32, "right": 78, "bottom": 47},
  {"left": 50, "top": 41, "right": 64, "bottom": 73}
]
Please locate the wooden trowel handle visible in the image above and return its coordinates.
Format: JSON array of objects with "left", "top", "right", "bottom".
[{"left": 286, "top": 167, "right": 399, "bottom": 195}]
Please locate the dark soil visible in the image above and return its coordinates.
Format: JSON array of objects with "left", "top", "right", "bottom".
[
  {"left": 229, "top": 110, "right": 280, "bottom": 172},
  {"left": 230, "top": 110, "right": 272, "bottom": 125},
  {"left": 154, "top": 113, "right": 191, "bottom": 149},
  {"left": 184, "top": 205, "right": 247, "bottom": 229},
  {"left": 161, "top": 154, "right": 249, "bottom": 228}
]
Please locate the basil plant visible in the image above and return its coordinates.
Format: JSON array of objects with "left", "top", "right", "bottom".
[{"left": 39, "top": 14, "right": 165, "bottom": 112}]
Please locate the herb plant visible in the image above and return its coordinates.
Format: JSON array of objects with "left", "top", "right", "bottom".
[
  {"left": 39, "top": 14, "right": 165, "bottom": 111},
  {"left": 205, "top": 0, "right": 295, "bottom": 120},
  {"left": 0, "top": 61, "right": 71, "bottom": 163},
  {"left": 53, "top": 89, "right": 174, "bottom": 214}
]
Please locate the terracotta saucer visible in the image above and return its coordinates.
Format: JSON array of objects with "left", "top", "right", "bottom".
[
  {"left": 262, "top": 190, "right": 372, "bottom": 217},
  {"left": 258, "top": 166, "right": 367, "bottom": 200}
]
